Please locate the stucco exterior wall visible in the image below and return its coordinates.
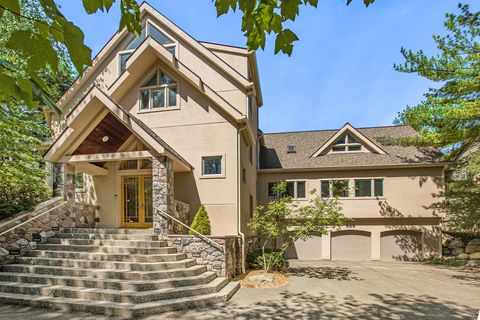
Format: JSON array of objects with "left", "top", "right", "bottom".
[{"left": 257, "top": 166, "right": 444, "bottom": 219}]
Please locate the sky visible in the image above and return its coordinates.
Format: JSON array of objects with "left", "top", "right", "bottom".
[{"left": 56, "top": 0, "right": 479, "bottom": 133}]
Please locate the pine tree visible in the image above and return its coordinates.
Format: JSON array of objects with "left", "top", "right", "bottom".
[{"left": 189, "top": 205, "right": 211, "bottom": 236}]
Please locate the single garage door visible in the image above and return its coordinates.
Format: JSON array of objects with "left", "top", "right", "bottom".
[
  {"left": 331, "top": 230, "right": 371, "bottom": 261},
  {"left": 381, "top": 230, "right": 422, "bottom": 261},
  {"left": 285, "top": 237, "right": 322, "bottom": 260}
]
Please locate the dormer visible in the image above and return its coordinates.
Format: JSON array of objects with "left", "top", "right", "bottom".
[{"left": 311, "top": 123, "right": 386, "bottom": 157}]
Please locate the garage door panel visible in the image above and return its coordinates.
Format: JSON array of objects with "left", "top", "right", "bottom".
[
  {"left": 331, "top": 230, "right": 371, "bottom": 261},
  {"left": 286, "top": 237, "right": 322, "bottom": 260},
  {"left": 381, "top": 230, "right": 422, "bottom": 261}
]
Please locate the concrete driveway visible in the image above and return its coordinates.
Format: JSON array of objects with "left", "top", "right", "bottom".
[{"left": 0, "top": 261, "right": 479, "bottom": 319}]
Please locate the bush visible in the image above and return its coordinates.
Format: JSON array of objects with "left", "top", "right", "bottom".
[
  {"left": 189, "top": 204, "right": 211, "bottom": 235},
  {"left": 247, "top": 249, "right": 285, "bottom": 271}
]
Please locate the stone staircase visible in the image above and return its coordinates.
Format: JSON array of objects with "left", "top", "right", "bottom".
[{"left": 0, "top": 228, "right": 239, "bottom": 318}]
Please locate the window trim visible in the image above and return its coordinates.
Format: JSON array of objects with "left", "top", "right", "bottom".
[
  {"left": 75, "top": 172, "right": 85, "bottom": 191},
  {"left": 200, "top": 154, "right": 226, "bottom": 179},
  {"left": 319, "top": 177, "right": 385, "bottom": 199},
  {"left": 137, "top": 69, "right": 180, "bottom": 113},
  {"left": 319, "top": 179, "right": 350, "bottom": 198}
]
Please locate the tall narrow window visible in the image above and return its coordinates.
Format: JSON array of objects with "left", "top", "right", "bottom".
[
  {"left": 333, "top": 180, "right": 349, "bottom": 197},
  {"left": 75, "top": 172, "right": 84, "bottom": 189},
  {"left": 139, "top": 70, "right": 178, "bottom": 110},
  {"left": 296, "top": 181, "right": 306, "bottom": 199},
  {"left": 321, "top": 181, "right": 330, "bottom": 197},
  {"left": 119, "top": 52, "right": 132, "bottom": 74},
  {"left": 249, "top": 194, "right": 254, "bottom": 219},
  {"left": 374, "top": 179, "right": 384, "bottom": 197}
]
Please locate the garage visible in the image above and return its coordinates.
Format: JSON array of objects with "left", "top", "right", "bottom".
[
  {"left": 331, "top": 230, "right": 371, "bottom": 261},
  {"left": 380, "top": 230, "right": 422, "bottom": 261},
  {"left": 286, "top": 237, "right": 322, "bottom": 260}
]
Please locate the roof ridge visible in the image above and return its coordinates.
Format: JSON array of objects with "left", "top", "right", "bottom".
[{"left": 262, "top": 124, "right": 411, "bottom": 135}]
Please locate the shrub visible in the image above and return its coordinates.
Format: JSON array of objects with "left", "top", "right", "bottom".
[
  {"left": 189, "top": 204, "right": 211, "bottom": 235},
  {"left": 247, "top": 249, "right": 285, "bottom": 271}
]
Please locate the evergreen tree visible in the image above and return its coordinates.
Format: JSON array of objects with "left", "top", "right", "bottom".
[
  {"left": 394, "top": 4, "right": 480, "bottom": 231},
  {"left": 190, "top": 205, "right": 211, "bottom": 236}
]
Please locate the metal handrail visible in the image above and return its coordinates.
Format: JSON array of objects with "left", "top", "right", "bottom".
[
  {"left": 156, "top": 208, "right": 224, "bottom": 253},
  {"left": 0, "top": 201, "right": 68, "bottom": 237}
]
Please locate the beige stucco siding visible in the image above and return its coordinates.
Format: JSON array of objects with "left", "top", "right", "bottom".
[{"left": 257, "top": 167, "right": 444, "bottom": 219}]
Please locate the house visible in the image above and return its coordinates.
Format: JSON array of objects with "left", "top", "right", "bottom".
[{"left": 42, "top": 3, "right": 444, "bottom": 262}]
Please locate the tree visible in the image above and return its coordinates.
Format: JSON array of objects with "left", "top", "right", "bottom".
[
  {"left": 0, "top": 0, "right": 76, "bottom": 218},
  {"left": 249, "top": 182, "right": 348, "bottom": 273},
  {"left": 190, "top": 204, "right": 212, "bottom": 236},
  {"left": 394, "top": 4, "right": 480, "bottom": 231},
  {"left": 0, "top": 0, "right": 376, "bottom": 110}
]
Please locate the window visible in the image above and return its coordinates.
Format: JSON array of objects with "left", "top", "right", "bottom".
[
  {"left": 287, "top": 146, "right": 296, "bottom": 153},
  {"left": 139, "top": 70, "right": 178, "bottom": 110},
  {"left": 374, "top": 179, "right": 384, "bottom": 197},
  {"left": 268, "top": 181, "right": 306, "bottom": 199},
  {"left": 248, "top": 146, "right": 253, "bottom": 165},
  {"left": 247, "top": 95, "right": 253, "bottom": 118},
  {"left": 119, "top": 22, "right": 176, "bottom": 75},
  {"left": 249, "top": 194, "right": 254, "bottom": 219},
  {"left": 321, "top": 181, "right": 330, "bottom": 197},
  {"left": 331, "top": 133, "right": 363, "bottom": 153},
  {"left": 321, "top": 180, "right": 349, "bottom": 198},
  {"left": 75, "top": 172, "right": 84, "bottom": 190},
  {"left": 202, "top": 156, "right": 222, "bottom": 175},
  {"left": 354, "top": 179, "right": 384, "bottom": 197},
  {"left": 355, "top": 180, "right": 372, "bottom": 197},
  {"left": 242, "top": 168, "right": 246, "bottom": 184},
  {"left": 297, "top": 181, "right": 306, "bottom": 198},
  {"left": 119, "top": 159, "right": 152, "bottom": 170}
]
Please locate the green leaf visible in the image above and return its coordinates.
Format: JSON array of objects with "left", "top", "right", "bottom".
[
  {"left": 61, "top": 21, "right": 92, "bottom": 75},
  {"left": 274, "top": 29, "right": 298, "bottom": 56},
  {"left": 119, "top": 0, "right": 141, "bottom": 34},
  {"left": 280, "top": 0, "right": 301, "bottom": 21}
]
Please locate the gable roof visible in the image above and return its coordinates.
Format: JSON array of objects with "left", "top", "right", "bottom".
[
  {"left": 107, "top": 36, "right": 245, "bottom": 123},
  {"left": 311, "top": 123, "right": 386, "bottom": 156},
  {"left": 45, "top": 86, "right": 192, "bottom": 170},
  {"left": 56, "top": 2, "right": 253, "bottom": 110},
  {"left": 260, "top": 125, "right": 443, "bottom": 170}
]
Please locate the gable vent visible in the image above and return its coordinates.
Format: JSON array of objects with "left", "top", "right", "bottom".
[{"left": 287, "top": 146, "right": 296, "bottom": 153}]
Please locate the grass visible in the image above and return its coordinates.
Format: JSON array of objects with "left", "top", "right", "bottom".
[{"left": 424, "top": 256, "right": 469, "bottom": 267}]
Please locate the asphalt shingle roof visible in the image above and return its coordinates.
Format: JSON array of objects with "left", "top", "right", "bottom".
[{"left": 259, "top": 125, "right": 442, "bottom": 170}]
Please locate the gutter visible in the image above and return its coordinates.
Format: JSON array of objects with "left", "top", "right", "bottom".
[{"left": 237, "top": 125, "right": 247, "bottom": 274}]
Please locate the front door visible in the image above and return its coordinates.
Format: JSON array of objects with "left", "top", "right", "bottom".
[{"left": 121, "top": 175, "right": 153, "bottom": 228}]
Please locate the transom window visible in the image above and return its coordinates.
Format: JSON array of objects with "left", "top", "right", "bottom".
[
  {"left": 119, "top": 22, "right": 176, "bottom": 74},
  {"left": 331, "top": 133, "right": 363, "bottom": 153},
  {"left": 139, "top": 70, "right": 178, "bottom": 110},
  {"left": 119, "top": 159, "right": 152, "bottom": 170}
]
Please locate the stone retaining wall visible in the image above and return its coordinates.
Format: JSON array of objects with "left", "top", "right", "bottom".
[
  {"left": 0, "top": 198, "right": 97, "bottom": 264},
  {"left": 166, "top": 235, "right": 242, "bottom": 278},
  {"left": 443, "top": 237, "right": 480, "bottom": 260},
  {"left": 168, "top": 200, "right": 190, "bottom": 235}
]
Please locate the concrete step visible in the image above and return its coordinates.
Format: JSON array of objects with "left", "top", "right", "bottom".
[
  {"left": 62, "top": 228, "right": 153, "bottom": 235},
  {"left": 0, "top": 277, "right": 228, "bottom": 304},
  {"left": 54, "top": 233, "right": 160, "bottom": 241},
  {"left": 0, "top": 271, "right": 218, "bottom": 291},
  {"left": 47, "top": 238, "right": 169, "bottom": 248},
  {"left": 1, "top": 264, "right": 208, "bottom": 281},
  {"left": 0, "top": 281, "right": 240, "bottom": 318},
  {"left": 14, "top": 256, "right": 197, "bottom": 271},
  {"left": 23, "top": 250, "right": 187, "bottom": 262},
  {"left": 35, "top": 244, "right": 177, "bottom": 254}
]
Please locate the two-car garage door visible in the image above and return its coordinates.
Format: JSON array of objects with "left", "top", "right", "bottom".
[{"left": 286, "top": 230, "right": 423, "bottom": 261}]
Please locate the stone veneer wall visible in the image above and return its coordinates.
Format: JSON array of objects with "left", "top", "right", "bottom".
[
  {"left": 168, "top": 200, "right": 190, "bottom": 235},
  {"left": 166, "top": 235, "right": 242, "bottom": 278},
  {"left": 0, "top": 198, "right": 97, "bottom": 264}
]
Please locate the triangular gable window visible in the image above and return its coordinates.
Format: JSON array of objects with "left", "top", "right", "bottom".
[
  {"left": 331, "top": 133, "right": 363, "bottom": 153},
  {"left": 120, "top": 22, "right": 176, "bottom": 74}
]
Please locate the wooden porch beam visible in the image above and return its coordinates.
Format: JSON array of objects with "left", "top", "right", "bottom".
[{"left": 61, "top": 151, "right": 154, "bottom": 163}]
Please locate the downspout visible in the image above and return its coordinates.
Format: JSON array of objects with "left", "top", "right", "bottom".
[{"left": 237, "top": 126, "right": 246, "bottom": 274}]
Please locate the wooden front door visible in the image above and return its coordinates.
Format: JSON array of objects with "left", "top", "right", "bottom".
[{"left": 121, "top": 175, "right": 153, "bottom": 228}]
